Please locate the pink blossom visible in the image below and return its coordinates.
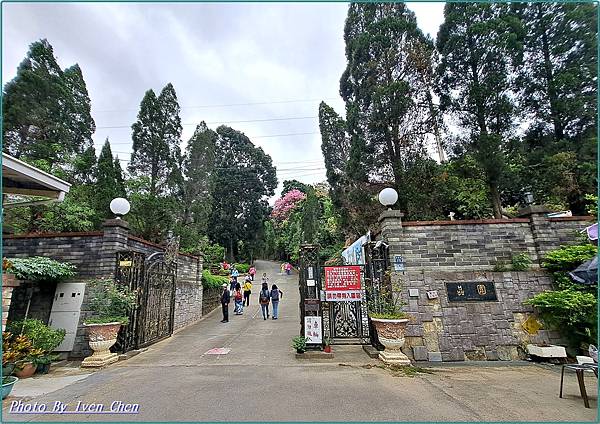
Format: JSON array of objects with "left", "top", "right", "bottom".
[{"left": 271, "top": 189, "right": 306, "bottom": 222}]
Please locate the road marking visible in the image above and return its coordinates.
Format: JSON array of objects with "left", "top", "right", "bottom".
[{"left": 205, "top": 348, "right": 231, "bottom": 355}]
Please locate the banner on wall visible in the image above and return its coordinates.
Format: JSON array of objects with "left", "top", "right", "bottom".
[{"left": 341, "top": 232, "right": 370, "bottom": 265}]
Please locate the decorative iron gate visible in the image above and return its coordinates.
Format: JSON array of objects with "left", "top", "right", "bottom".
[
  {"left": 114, "top": 243, "right": 177, "bottom": 351},
  {"left": 364, "top": 240, "right": 391, "bottom": 349},
  {"left": 137, "top": 252, "right": 176, "bottom": 347}
]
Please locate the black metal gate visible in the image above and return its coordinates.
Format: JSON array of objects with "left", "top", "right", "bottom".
[
  {"left": 364, "top": 240, "right": 391, "bottom": 349},
  {"left": 114, "top": 247, "right": 177, "bottom": 352}
]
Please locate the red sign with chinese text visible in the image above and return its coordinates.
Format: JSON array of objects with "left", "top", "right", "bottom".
[{"left": 324, "top": 266, "right": 361, "bottom": 291}]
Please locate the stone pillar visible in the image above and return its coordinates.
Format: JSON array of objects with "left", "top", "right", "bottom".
[
  {"left": 2, "top": 274, "right": 21, "bottom": 331},
  {"left": 99, "top": 219, "right": 130, "bottom": 279},
  {"left": 518, "top": 205, "right": 551, "bottom": 266},
  {"left": 378, "top": 210, "right": 404, "bottom": 243}
]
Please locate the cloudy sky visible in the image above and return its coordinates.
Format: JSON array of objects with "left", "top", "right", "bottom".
[{"left": 2, "top": 2, "right": 445, "bottom": 199}]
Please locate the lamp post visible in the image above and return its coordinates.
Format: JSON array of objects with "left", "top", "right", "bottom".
[
  {"left": 378, "top": 187, "right": 398, "bottom": 210},
  {"left": 109, "top": 197, "right": 131, "bottom": 219}
]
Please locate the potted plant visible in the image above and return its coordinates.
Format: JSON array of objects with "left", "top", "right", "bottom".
[
  {"left": 292, "top": 336, "right": 308, "bottom": 354},
  {"left": 367, "top": 276, "right": 411, "bottom": 365},
  {"left": 6, "top": 319, "right": 66, "bottom": 374},
  {"left": 9, "top": 335, "right": 43, "bottom": 379},
  {"left": 2, "top": 332, "right": 19, "bottom": 376},
  {"left": 323, "top": 337, "right": 332, "bottom": 353},
  {"left": 81, "top": 279, "right": 137, "bottom": 368},
  {"left": 2, "top": 376, "right": 19, "bottom": 400}
]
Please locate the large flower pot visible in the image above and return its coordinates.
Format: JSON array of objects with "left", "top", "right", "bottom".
[
  {"left": 14, "top": 362, "right": 36, "bottom": 378},
  {"left": 2, "top": 376, "right": 18, "bottom": 399},
  {"left": 81, "top": 322, "right": 121, "bottom": 368},
  {"left": 2, "top": 363, "right": 16, "bottom": 376},
  {"left": 36, "top": 363, "right": 51, "bottom": 374},
  {"left": 371, "top": 318, "right": 411, "bottom": 365}
]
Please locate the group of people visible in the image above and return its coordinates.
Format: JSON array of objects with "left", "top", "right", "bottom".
[
  {"left": 280, "top": 262, "right": 292, "bottom": 275},
  {"left": 220, "top": 269, "right": 283, "bottom": 323}
]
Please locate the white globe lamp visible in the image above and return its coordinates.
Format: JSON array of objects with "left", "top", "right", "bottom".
[
  {"left": 378, "top": 188, "right": 398, "bottom": 210},
  {"left": 110, "top": 197, "right": 131, "bottom": 219}
]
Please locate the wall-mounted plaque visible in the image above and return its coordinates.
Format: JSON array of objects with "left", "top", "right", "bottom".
[
  {"left": 304, "top": 299, "right": 320, "bottom": 312},
  {"left": 446, "top": 281, "right": 497, "bottom": 302}
]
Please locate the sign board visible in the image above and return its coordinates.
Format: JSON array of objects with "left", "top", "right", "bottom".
[
  {"left": 446, "top": 282, "right": 497, "bottom": 302},
  {"left": 304, "top": 299, "right": 320, "bottom": 312},
  {"left": 307, "top": 267, "right": 314, "bottom": 279},
  {"left": 304, "top": 316, "right": 322, "bottom": 343},
  {"left": 341, "top": 232, "right": 370, "bottom": 265},
  {"left": 119, "top": 260, "right": 132, "bottom": 267},
  {"left": 306, "top": 279, "right": 316, "bottom": 287},
  {"left": 393, "top": 255, "right": 405, "bottom": 271},
  {"left": 324, "top": 266, "right": 362, "bottom": 302}
]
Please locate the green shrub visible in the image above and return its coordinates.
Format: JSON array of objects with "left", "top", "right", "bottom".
[
  {"left": 6, "top": 257, "right": 76, "bottom": 281},
  {"left": 492, "top": 262, "right": 507, "bottom": 272},
  {"left": 233, "top": 263, "right": 250, "bottom": 273},
  {"left": 86, "top": 279, "right": 137, "bottom": 325},
  {"left": 525, "top": 289, "right": 597, "bottom": 349},
  {"left": 6, "top": 319, "right": 65, "bottom": 353},
  {"left": 511, "top": 253, "right": 532, "bottom": 271},
  {"left": 585, "top": 194, "right": 597, "bottom": 216},
  {"left": 541, "top": 244, "right": 597, "bottom": 273},
  {"left": 202, "top": 270, "right": 228, "bottom": 289}
]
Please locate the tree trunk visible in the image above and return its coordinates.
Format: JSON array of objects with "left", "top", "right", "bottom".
[{"left": 489, "top": 182, "right": 502, "bottom": 219}]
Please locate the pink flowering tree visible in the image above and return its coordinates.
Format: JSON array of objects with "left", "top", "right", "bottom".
[{"left": 271, "top": 189, "right": 306, "bottom": 222}]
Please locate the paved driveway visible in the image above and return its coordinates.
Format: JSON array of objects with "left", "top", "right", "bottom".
[{"left": 3, "top": 260, "right": 597, "bottom": 422}]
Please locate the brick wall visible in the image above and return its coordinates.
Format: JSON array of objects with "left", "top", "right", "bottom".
[
  {"left": 3, "top": 221, "right": 203, "bottom": 357},
  {"left": 377, "top": 208, "right": 594, "bottom": 361}
]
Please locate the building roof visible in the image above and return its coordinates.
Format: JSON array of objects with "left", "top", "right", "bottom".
[{"left": 2, "top": 153, "right": 71, "bottom": 202}]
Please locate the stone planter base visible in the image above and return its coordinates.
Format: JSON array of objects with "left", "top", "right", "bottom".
[
  {"left": 81, "top": 322, "right": 121, "bottom": 368},
  {"left": 379, "top": 349, "right": 411, "bottom": 365}
]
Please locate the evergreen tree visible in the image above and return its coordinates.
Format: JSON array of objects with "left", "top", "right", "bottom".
[
  {"left": 2, "top": 40, "right": 71, "bottom": 168},
  {"left": 95, "top": 139, "right": 126, "bottom": 221},
  {"left": 208, "top": 126, "right": 277, "bottom": 260},
  {"left": 436, "top": 3, "right": 520, "bottom": 218},
  {"left": 180, "top": 122, "right": 218, "bottom": 248},
  {"left": 63, "top": 64, "right": 96, "bottom": 158},
  {"left": 340, "top": 3, "right": 438, "bottom": 219}
]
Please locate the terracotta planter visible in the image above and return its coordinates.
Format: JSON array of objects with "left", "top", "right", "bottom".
[
  {"left": 81, "top": 322, "right": 122, "bottom": 368},
  {"left": 371, "top": 317, "right": 411, "bottom": 365},
  {"left": 14, "top": 362, "right": 36, "bottom": 378}
]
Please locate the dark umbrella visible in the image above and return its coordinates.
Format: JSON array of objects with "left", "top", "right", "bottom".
[{"left": 569, "top": 256, "right": 598, "bottom": 285}]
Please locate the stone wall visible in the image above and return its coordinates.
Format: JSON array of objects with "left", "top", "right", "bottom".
[
  {"left": 202, "top": 287, "right": 222, "bottom": 316},
  {"left": 3, "top": 221, "right": 203, "bottom": 358},
  {"left": 377, "top": 208, "right": 594, "bottom": 362},
  {"left": 396, "top": 271, "right": 561, "bottom": 362}
]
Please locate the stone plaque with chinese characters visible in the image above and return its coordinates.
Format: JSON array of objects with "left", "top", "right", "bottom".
[{"left": 445, "top": 281, "right": 497, "bottom": 302}]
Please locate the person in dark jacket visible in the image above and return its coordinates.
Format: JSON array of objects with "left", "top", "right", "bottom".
[{"left": 220, "top": 283, "right": 230, "bottom": 323}]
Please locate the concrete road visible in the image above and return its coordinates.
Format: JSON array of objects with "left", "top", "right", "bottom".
[{"left": 3, "top": 260, "right": 597, "bottom": 422}]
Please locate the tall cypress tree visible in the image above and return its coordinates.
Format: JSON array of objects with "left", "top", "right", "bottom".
[
  {"left": 2, "top": 40, "right": 71, "bottom": 167},
  {"left": 95, "top": 139, "right": 125, "bottom": 221},
  {"left": 436, "top": 3, "right": 520, "bottom": 218},
  {"left": 63, "top": 64, "right": 96, "bottom": 158},
  {"left": 340, "top": 2, "right": 437, "bottom": 216}
]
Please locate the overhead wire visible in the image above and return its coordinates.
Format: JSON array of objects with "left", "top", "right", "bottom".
[{"left": 96, "top": 115, "right": 318, "bottom": 129}]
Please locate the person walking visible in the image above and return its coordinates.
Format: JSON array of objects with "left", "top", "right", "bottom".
[
  {"left": 248, "top": 265, "right": 256, "bottom": 281},
  {"left": 285, "top": 262, "right": 292, "bottom": 275},
  {"left": 234, "top": 282, "right": 243, "bottom": 315},
  {"left": 259, "top": 282, "right": 270, "bottom": 320},
  {"left": 231, "top": 266, "right": 239, "bottom": 283},
  {"left": 229, "top": 276, "right": 236, "bottom": 294},
  {"left": 280, "top": 263, "right": 285, "bottom": 274},
  {"left": 270, "top": 284, "right": 283, "bottom": 320},
  {"left": 261, "top": 273, "right": 268, "bottom": 285},
  {"left": 220, "top": 283, "right": 230, "bottom": 323},
  {"left": 243, "top": 276, "right": 252, "bottom": 307}
]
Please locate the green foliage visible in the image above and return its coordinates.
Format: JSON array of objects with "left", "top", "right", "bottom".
[
  {"left": 511, "top": 253, "right": 532, "bottom": 271},
  {"left": 493, "top": 262, "right": 508, "bottom": 272},
  {"left": 585, "top": 194, "right": 598, "bottom": 216},
  {"left": 541, "top": 244, "right": 597, "bottom": 273},
  {"left": 524, "top": 290, "right": 597, "bottom": 348},
  {"left": 94, "top": 139, "right": 126, "bottom": 222},
  {"left": 201, "top": 270, "right": 228, "bottom": 289},
  {"left": 6, "top": 319, "right": 65, "bottom": 353},
  {"left": 37, "top": 196, "right": 96, "bottom": 233},
  {"left": 291, "top": 336, "right": 308, "bottom": 351},
  {"left": 6, "top": 257, "right": 76, "bottom": 281},
  {"left": 367, "top": 278, "right": 407, "bottom": 320},
  {"left": 233, "top": 263, "right": 250, "bottom": 274},
  {"left": 86, "top": 279, "right": 137, "bottom": 325},
  {"left": 181, "top": 236, "right": 224, "bottom": 266},
  {"left": 208, "top": 125, "right": 277, "bottom": 261}
]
